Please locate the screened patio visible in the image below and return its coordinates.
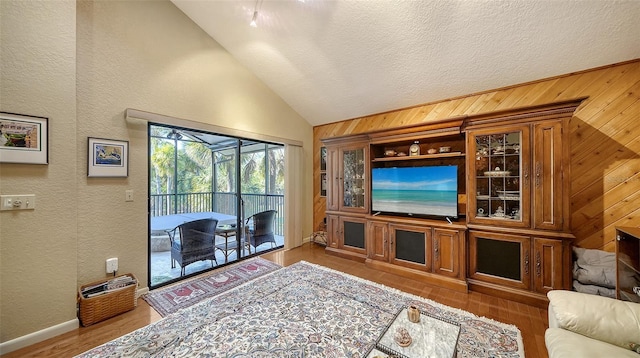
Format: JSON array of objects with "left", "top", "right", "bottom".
[{"left": 149, "top": 125, "right": 285, "bottom": 287}]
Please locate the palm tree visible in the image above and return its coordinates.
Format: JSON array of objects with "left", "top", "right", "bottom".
[
  {"left": 184, "top": 142, "right": 212, "bottom": 193},
  {"left": 150, "top": 138, "right": 175, "bottom": 214},
  {"left": 268, "top": 147, "right": 285, "bottom": 194}
]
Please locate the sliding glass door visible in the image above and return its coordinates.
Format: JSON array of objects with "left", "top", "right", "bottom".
[{"left": 148, "top": 124, "right": 284, "bottom": 288}]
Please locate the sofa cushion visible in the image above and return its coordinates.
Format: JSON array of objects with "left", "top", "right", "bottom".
[
  {"left": 573, "top": 247, "right": 616, "bottom": 288},
  {"left": 545, "top": 328, "right": 639, "bottom": 358},
  {"left": 547, "top": 290, "right": 640, "bottom": 350}
]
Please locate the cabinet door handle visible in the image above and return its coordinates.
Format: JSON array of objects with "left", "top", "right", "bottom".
[
  {"left": 535, "top": 162, "right": 541, "bottom": 188},
  {"left": 524, "top": 250, "right": 530, "bottom": 275},
  {"left": 523, "top": 167, "right": 530, "bottom": 185},
  {"left": 434, "top": 241, "right": 439, "bottom": 259},
  {"left": 536, "top": 251, "right": 541, "bottom": 277}
]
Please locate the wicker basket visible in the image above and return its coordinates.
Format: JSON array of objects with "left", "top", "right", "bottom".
[{"left": 78, "top": 273, "right": 138, "bottom": 326}]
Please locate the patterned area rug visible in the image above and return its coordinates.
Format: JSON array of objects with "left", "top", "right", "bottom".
[
  {"left": 79, "top": 261, "right": 524, "bottom": 357},
  {"left": 143, "top": 257, "right": 282, "bottom": 316}
]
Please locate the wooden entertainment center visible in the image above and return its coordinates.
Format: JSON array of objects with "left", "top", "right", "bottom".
[{"left": 321, "top": 98, "right": 586, "bottom": 306}]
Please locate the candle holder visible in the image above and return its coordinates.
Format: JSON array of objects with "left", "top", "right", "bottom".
[{"left": 407, "top": 305, "right": 421, "bottom": 323}]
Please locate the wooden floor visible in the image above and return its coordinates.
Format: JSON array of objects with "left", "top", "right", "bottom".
[{"left": 3, "top": 243, "right": 549, "bottom": 357}]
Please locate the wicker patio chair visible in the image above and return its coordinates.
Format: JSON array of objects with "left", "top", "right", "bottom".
[
  {"left": 244, "top": 210, "right": 278, "bottom": 254},
  {"left": 169, "top": 218, "right": 219, "bottom": 276}
]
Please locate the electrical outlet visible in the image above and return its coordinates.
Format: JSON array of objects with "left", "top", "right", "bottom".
[
  {"left": 106, "top": 257, "right": 118, "bottom": 274},
  {"left": 0, "top": 195, "right": 36, "bottom": 211}
]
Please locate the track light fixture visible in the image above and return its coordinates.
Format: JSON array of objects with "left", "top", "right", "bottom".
[
  {"left": 249, "top": 0, "right": 263, "bottom": 28},
  {"left": 249, "top": 0, "right": 304, "bottom": 28},
  {"left": 250, "top": 10, "right": 258, "bottom": 27}
]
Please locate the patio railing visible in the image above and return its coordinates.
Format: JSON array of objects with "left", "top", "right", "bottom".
[{"left": 150, "top": 192, "right": 285, "bottom": 235}]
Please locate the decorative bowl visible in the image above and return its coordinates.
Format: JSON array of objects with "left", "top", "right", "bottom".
[
  {"left": 484, "top": 170, "right": 511, "bottom": 177},
  {"left": 394, "top": 327, "right": 412, "bottom": 347}
]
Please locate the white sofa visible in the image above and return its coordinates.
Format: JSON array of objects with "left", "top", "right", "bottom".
[{"left": 545, "top": 290, "right": 640, "bottom": 358}]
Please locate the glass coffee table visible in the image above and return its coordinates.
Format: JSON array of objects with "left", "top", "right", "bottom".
[{"left": 367, "top": 307, "right": 460, "bottom": 358}]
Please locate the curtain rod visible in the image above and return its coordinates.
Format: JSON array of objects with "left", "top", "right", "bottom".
[{"left": 125, "top": 108, "right": 303, "bottom": 147}]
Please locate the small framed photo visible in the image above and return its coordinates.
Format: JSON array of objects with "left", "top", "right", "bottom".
[
  {"left": 0, "top": 112, "right": 48, "bottom": 164},
  {"left": 88, "top": 137, "right": 129, "bottom": 177},
  {"left": 320, "top": 147, "right": 327, "bottom": 171},
  {"left": 320, "top": 173, "right": 327, "bottom": 197}
]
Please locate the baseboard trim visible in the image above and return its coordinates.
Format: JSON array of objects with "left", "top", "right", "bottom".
[
  {"left": 137, "top": 286, "right": 149, "bottom": 297},
  {"left": 0, "top": 286, "right": 150, "bottom": 355},
  {"left": 0, "top": 318, "right": 79, "bottom": 355}
]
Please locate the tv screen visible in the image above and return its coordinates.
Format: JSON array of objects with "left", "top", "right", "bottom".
[{"left": 371, "top": 165, "right": 458, "bottom": 218}]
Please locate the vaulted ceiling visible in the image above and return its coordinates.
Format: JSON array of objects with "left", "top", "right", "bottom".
[{"left": 172, "top": 0, "right": 640, "bottom": 126}]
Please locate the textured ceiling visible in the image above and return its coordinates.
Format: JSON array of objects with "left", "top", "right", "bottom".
[{"left": 171, "top": 0, "right": 640, "bottom": 126}]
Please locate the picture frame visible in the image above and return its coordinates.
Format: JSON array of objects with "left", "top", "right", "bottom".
[
  {"left": 320, "top": 173, "right": 327, "bottom": 197},
  {"left": 88, "top": 137, "right": 129, "bottom": 177},
  {"left": 320, "top": 146, "right": 327, "bottom": 171},
  {"left": 0, "top": 112, "right": 48, "bottom": 164}
]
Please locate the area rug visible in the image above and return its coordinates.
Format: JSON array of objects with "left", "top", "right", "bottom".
[
  {"left": 142, "top": 257, "right": 282, "bottom": 316},
  {"left": 78, "top": 261, "right": 524, "bottom": 357}
]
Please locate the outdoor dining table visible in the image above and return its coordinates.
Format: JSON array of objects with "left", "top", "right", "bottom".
[{"left": 150, "top": 211, "right": 237, "bottom": 234}]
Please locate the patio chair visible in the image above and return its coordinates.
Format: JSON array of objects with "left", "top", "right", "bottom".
[
  {"left": 169, "top": 218, "right": 219, "bottom": 276},
  {"left": 244, "top": 210, "right": 278, "bottom": 254}
]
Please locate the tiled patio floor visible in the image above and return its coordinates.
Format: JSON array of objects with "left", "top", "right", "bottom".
[{"left": 150, "top": 235, "right": 284, "bottom": 286}]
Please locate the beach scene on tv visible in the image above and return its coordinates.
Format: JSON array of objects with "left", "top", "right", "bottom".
[{"left": 371, "top": 165, "right": 458, "bottom": 218}]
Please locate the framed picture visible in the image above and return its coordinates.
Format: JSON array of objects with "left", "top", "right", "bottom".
[
  {"left": 0, "top": 112, "right": 48, "bottom": 164},
  {"left": 88, "top": 137, "right": 129, "bottom": 177},
  {"left": 320, "top": 173, "right": 327, "bottom": 197},
  {"left": 320, "top": 147, "right": 327, "bottom": 171}
]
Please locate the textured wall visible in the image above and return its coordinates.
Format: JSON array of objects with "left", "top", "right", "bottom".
[
  {"left": 0, "top": 0, "right": 312, "bottom": 344},
  {"left": 313, "top": 60, "right": 640, "bottom": 252},
  {"left": 0, "top": 0, "right": 78, "bottom": 343},
  {"left": 74, "top": 0, "right": 312, "bottom": 299}
]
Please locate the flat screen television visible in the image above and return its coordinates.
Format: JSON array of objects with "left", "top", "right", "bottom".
[{"left": 371, "top": 165, "right": 458, "bottom": 219}]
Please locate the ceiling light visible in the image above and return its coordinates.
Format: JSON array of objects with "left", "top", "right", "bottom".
[
  {"left": 250, "top": 10, "right": 258, "bottom": 27},
  {"left": 249, "top": 0, "right": 263, "bottom": 28},
  {"left": 167, "top": 129, "right": 183, "bottom": 140}
]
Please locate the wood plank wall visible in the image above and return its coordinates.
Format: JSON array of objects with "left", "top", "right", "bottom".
[{"left": 313, "top": 59, "right": 640, "bottom": 252}]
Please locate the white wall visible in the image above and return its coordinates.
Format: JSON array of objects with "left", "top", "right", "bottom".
[{"left": 0, "top": 0, "right": 312, "bottom": 347}]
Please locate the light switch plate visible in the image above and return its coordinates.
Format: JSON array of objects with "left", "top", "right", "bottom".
[{"left": 0, "top": 194, "right": 36, "bottom": 211}]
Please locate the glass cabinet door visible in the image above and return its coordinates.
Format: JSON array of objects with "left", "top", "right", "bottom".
[
  {"left": 340, "top": 146, "right": 367, "bottom": 212},
  {"left": 468, "top": 127, "right": 530, "bottom": 227}
]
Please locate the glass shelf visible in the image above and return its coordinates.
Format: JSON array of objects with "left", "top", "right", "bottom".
[
  {"left": 342, "top": 148, "right": 366, "bottom": 209},
  {"left": 473, "top": 131, "right": 522, "bottom": 221}
]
